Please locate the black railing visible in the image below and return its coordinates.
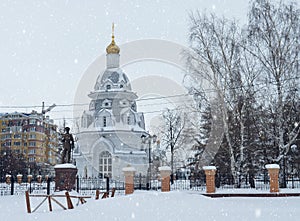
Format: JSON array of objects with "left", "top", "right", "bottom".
[
  {"left": 76, "top": 177, "right": 125, "bottom": 195},
  {"left": 1, "top": 173, "right": 300, "bottom": 196}
]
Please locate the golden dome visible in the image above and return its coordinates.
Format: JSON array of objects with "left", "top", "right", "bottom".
[
  {"left": 106, "top": 23, "right": 120, "bottom": 54},
  {"left": 106, "top": 36, "right": 120, "bottom": 54}
]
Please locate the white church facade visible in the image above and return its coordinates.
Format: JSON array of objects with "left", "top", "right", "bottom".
[{"left": 74, "top": 27, "right": 149, "bottom": 180}]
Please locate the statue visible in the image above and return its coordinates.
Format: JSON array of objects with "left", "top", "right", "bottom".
[{"left": 61, "top": 127, "right": 75, "bottom": 164}]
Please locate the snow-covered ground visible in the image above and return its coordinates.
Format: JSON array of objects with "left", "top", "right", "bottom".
[{"left": 1, "top": 190, "right": 300, "bottom": 221}]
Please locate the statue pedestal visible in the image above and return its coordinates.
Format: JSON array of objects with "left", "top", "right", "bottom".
[{"left": 54, "top": 164, "right": 78, "bottom": 191}]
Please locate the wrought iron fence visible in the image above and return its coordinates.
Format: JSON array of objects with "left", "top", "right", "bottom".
[
  {"left": 1, "top": 173, "right": 300, "bottom": 196},
  {"left": 76, "top": 177, "right": 125, "bottom": 196},
  {"left": 0, "top": 181, "right": 55, "bottom": 196}
]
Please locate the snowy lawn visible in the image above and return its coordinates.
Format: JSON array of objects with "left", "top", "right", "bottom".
[{"left": 1, "top": 190, "right": 300, "bottom": 221}]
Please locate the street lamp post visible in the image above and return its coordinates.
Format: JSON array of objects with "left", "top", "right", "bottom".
[{"left": 141, "top": 134, "right": 157, "bottom": 190}]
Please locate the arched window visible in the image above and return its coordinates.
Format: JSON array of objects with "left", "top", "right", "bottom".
[
  {"left": 99, "top": 151, "right": 112, "bottom": 178},
  {"left": 127, "top": 115, "right": 131, "bottom": 125},
  {"left": 103, "top": 116, "right": 107, "bottom": 127}
]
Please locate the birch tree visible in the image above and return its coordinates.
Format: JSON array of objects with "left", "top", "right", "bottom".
[
  {"left": 247, "top": 0, "right": 300, "bottom": 186},
  {"left": 186, "top": 12, "right": 257, "bottom": 186}
]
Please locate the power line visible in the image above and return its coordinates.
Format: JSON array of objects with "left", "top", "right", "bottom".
[{"left": 0, "top": 75, "right": 298, "bottom": 111}]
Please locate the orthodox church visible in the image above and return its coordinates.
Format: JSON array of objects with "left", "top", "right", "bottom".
[{"left": 75, "top": 26, "right": 149, "bottom": 179}]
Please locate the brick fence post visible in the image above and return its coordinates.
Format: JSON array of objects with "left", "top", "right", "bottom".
[
  {"left": 203, "top": 166, "right": 217, "bottom": 194},
  {"left": 17, "top": 174, "right": 23, "bottom": 184},
  {"left": 122, "top": 166, "right": 136, "bottom": 195},
  {"left": 159, "top": 166, "right": 171, "bottom": 192},
  {"left": 265, "top": 164, "right": 280, "bottom": 193},
  {"left": 6, "top": 175, "right": 11, "bottom": 185}
]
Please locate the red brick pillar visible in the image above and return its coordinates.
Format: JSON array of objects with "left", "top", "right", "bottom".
[
  {"left": 265, "top": 164, "right": 280, "bottom": 193},
  {"left": 122, "top": 166, "right": 136, "bottom": 195},
  {"left": 54, "top": 164, "right": 78, "bottom": 191},
  {"left": 27, "top": 175, "right": 33, "bottom": 183},
  {"left": 5, "top": 175, "right": 11, "bottom": 185},
  {"left": 37, "top": 175, "right": 42, "bottom": 184},
  {"left": 17, "top": 174, "right": 23, "bottom": 184},
  {"left": 203, "top": 166, "right": 217, "bottom": 194},
  {"left": 159, "top": 166, "right": 171, "bottom": 192}
]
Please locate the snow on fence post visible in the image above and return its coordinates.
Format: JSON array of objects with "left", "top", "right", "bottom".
[
  {"left": 203, "top": 166, "right": 217, "bottom": 194},
  {"left": 122, "top": 166, "right": 136, "bottom": 195},
  {"left": 27, "top": 175, "right": 32, "bottom": 183},
  {"left": 37, "top": 175, "right": 42, "bottom": 184},
  {"left": 158, "top": 166, "right": 171, "bottom": 192},
  {"left": 265, "top": 164, "right": 280, "bottom": 193}
]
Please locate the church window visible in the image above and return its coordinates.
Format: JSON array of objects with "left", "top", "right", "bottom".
[
  {"left": 29, "top": 119, "right": 36, "bottom": 125},
  {"left": 120, "top": 99, "right": 128, "bottom": 107},
  {"left": 103, "top": 116, "right": 107, "bottom": 127},
  {"left": 127, "top": 115, "right": 131, "bottom": 125},
  {"left": 99, "top": 151, "right": 112, "bottom": 178}
]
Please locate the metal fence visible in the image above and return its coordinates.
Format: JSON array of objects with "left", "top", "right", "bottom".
[
  {"left": 0, "top": 181, "right": 55, "bottom": 196},
  {"left": 76, "top": 177, "right": 125, "bottom": 196},
  {"left": 1, "top": 174, "right": 300, "bottom": 196}
]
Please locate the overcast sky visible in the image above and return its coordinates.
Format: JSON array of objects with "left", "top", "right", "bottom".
[{"left": 0, "top": 0, "right": 249, "bottom": 128}]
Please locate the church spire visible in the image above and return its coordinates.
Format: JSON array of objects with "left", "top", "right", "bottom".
[{"left": 106, "top": 22, "right": 120, "bottom": 54}]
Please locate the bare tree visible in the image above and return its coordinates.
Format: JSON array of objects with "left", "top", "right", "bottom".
[
  {"left": 160, "top": 108, "right": 186, "bottom": 183},
  {"left": 247, "top": 0, "right": 300, "bottom": 186},
  {"left": 186, "top": 11, "right": 251, "bottom": 185}
]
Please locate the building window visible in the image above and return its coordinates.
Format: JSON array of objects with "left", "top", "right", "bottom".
[
  {"left": 14, "top": 134, "right": 21, "bottom": 139},
  {"left": 15, "top": 149, "right": 20, "bottom": 154},
  {"left": 29, "top": 141, "right": 36, "bottom": 147},
  {"left": 13, "top": 141, "right": 21, "bottom": 146},
  {"left": 29, "top": 134, "right": 36, "bottom": 139},
  {"left": 103, "top": 116, "right": 107, "bottom": 127},
  {"left": 99, "top": 151, "right": 112, "bottom": 178},
  {"left": 29, "top": 119, "right": 36, "bottom": 125},
  {"left": 127, "top": 115, "right": 131, "bottom": 125},
  {"left": 30, "top": 127, "right": 36, "bottom": 132},
  {"left": 29, "top": 149, "right": 36, "bottom": 154},
  {"left": 106, "top": 85, "right": 111, "bottom": 90}
]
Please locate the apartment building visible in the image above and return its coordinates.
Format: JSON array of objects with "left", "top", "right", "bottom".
[{"left": 0, "top": 111, "right": 60, "bottom": 171}]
